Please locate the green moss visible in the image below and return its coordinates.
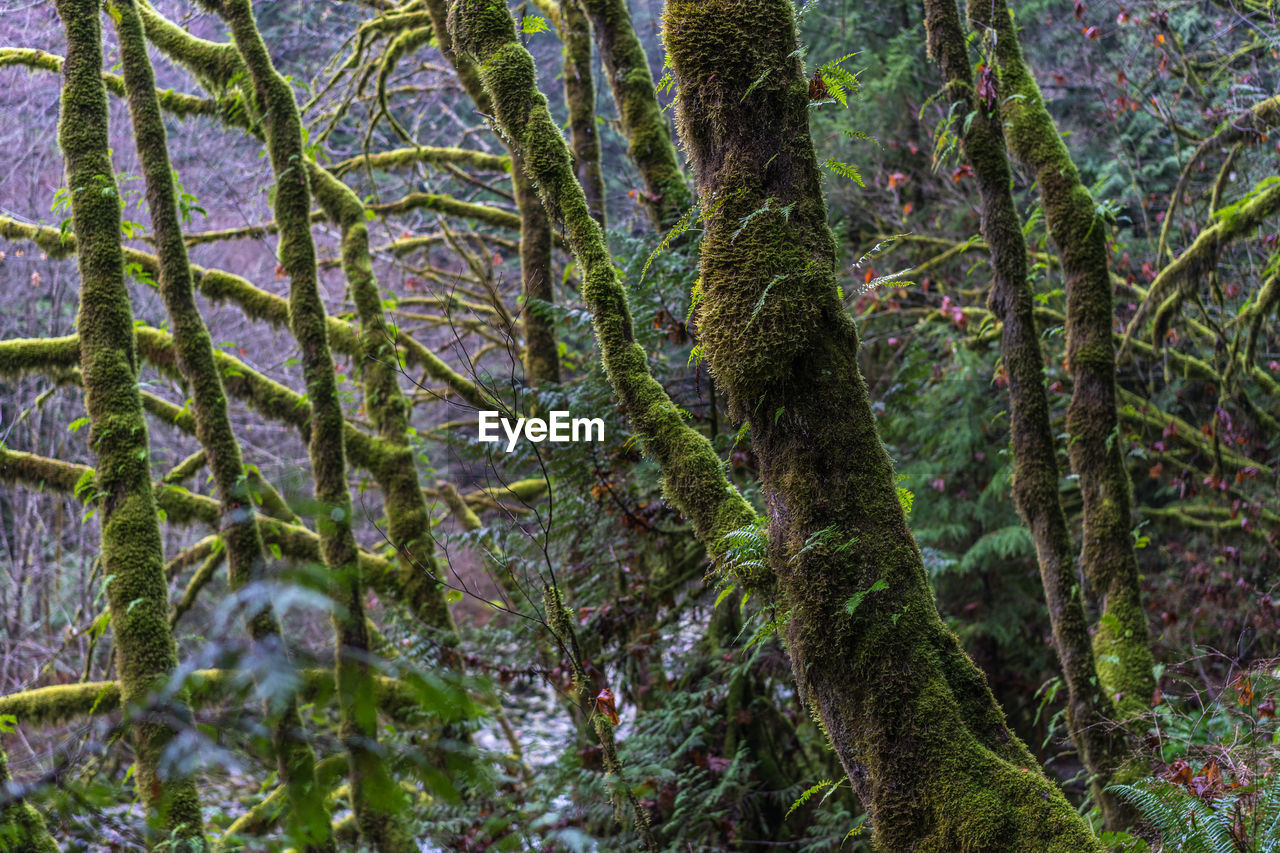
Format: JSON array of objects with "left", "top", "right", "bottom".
[
  {"left": 0, "top": 336, "right": 80, "bottom": 378},
  {"left": 578, "top": 0, "right": 690, "bottom": 228},
  {"left": 331, "top": 145, "right": 510, "bottom": 177},
  {"left": 54, "top": 0, "right": 205, "bottom": 842},
  {"left": 109, "top": 4, "right": 329, "bottom": 838},
  {"left": 309, "top": 163, "right": 457, "bottom": 641},
  {"left": 446, "top": 0, "right": 764, "bottom": 581},
  {"left": 214, "top": 0, "right": 411, "bottom": 844}
]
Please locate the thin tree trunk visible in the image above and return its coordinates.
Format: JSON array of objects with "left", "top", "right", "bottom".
[
  {"left": 210, "top": 0, "right": 412, "bottom": 848},
  {"left": 55, "top": 0, "right": 205, "bottom": 845},
  {"left": 108, "top": 1, "right": 333, "bottom": 845},
  {"left": 309, "top": 165, "right": 459, "bottom": 645},
  {"left": 970, "top": 0, "right": 1157, "bottom": 723},
  {"left": 424, "top": 0, "right": 560, "bottom": 386},
  {"left": 577, "top": 0, "right": 691, "bottom": 228},
  {"left": 559, "top": 0, "right": 607, "bottom": 227},
  {"left": 921, "top": 0, "right": 1136, "bottom": 827}
]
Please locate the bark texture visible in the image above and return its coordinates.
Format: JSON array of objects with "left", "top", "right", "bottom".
[
  {"left": 55, "top": 0, "right": 205, "bottom": 844},
  {"left": 971, "top": 0, "right": 1157, "bottom": 721}
]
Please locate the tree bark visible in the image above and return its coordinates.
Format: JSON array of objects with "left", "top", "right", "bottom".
[
  {"left": 209, "top": 0, "right": 412, "bottom": 847},
  {"left": 662, "top": 0, "right": 1105, "bottom": 847}
]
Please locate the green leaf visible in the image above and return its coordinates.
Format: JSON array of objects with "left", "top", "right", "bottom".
[{"left": 844, "top": 578, "right": 888, "bottom": 615}]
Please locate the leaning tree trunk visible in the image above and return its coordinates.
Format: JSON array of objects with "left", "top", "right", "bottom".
[
  {"left": 208, "top": 0, "right": 412, "bottom": 848},
  {"left": 108, "top": 0, "right": 333, "bottom": 845},
  {"left": 423, "top": 0, "right": 560, "bottom": 386},
  {"left": 447, "top": 0, "right": 1101, "bottom": 848},
  {"left": 54, "top": 0, "right": 206, "bottom": 845},
  {"left": 969, "top": 0, "right": 1156, "bottom": 723},
  {"left": 921, "top": 0, "right": 1136, "bottom": 827}
]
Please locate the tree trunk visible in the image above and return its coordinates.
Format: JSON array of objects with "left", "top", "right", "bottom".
[
  {"left": 560, "top": 0, "right": 607, "bottom": 227},
  {"left": 921, "top": 0, "right": 1137, "bottom": 827},
  {"left": 662, "top": 0, "right": 1104, "bottom": 847},
  {"left": 211, "top": 0, "right": 412, "bottom": 847},
  {"left": 109, "top": 1, "right": 334, "bottom": 845},
  {"left": 970, "top": 0, "right": 1157, "bottom": 723},
  {"left": 55, "top": 0, "right": 206, "bottom": 844},
  {"left": 577, "top": 0, "right": 691, "bottom": 228}
]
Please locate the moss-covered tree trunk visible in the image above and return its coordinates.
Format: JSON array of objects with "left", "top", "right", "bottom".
[
  {"left": 309, "top": 165, "right": 459, "bottom": 645},
  {"left": 209, "top": 0, "right": 412, "bottom": 848},
  {"left": 54, "top": 0, "right": 205, "bottom": 845},
  {"left": 922, "top": 0, "right": 1135, "bottom": 826},
  {"left": 448, "top": 0, "right": 1099, "bottom": 847},
  {"left": 422, "top": 0, "right": 560, "bottom": 386},
  {"left": 108, "top": 1, "right": 332, "bottom": 845},
  {"left": 576, "top": 0, "right": 691, "bottom": 228},
  {"left": 970, "top": 0, "right": 1157, "bottom": 723},
  {"left": 445, "top": 0, "right": 762, "bottom": 567},
  {"left": 559, "top": 0, "right": 607, "bottom": 227}
]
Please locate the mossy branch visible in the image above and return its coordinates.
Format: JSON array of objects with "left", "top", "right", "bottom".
[
  {"left": 0, "top": 670, "right": 429, "bottom": 728},
  {"left": 0, "top": 214, "right": 497, "bottom": 410}
]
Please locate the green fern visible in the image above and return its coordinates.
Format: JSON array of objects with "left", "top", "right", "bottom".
[{"left": 1109, "top": 776, "right": 1280, "bottom": 853}]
